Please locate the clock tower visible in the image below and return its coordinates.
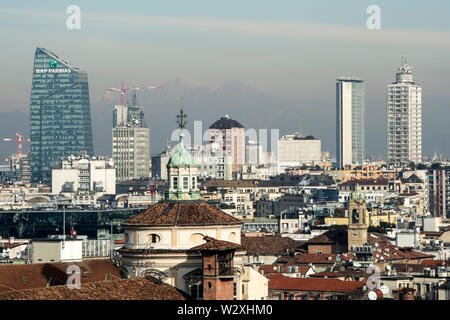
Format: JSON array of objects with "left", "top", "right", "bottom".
[{"left": 347, "top": 185, "right": 368, "bottom": 252}]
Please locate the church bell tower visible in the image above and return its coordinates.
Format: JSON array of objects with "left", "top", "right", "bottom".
[{"left": 347, "top": 185, "right": 368, "bottom": 252}]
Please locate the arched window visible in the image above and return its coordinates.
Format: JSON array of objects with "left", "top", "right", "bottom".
[
  {"left": 352, "top": 209, "right": 359, "bottom": 224},
  {"left": 228, "top": 232, "right": 237, "bottom": 242},
  {"left": 146, "top": 233, "right": 160, "bottom": 244}
]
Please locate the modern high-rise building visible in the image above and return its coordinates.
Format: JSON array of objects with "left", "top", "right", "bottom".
[
  {"left": 209, "top": 115, "right": 245, "bottom": 173},
  {"left": 29, "top": 47, "right": 93, "bottom": 184},
  {"left": 112, "top": 105, "right": 150, "bottom": 182},
  {"left": 336, "top": 77, "right": 365, "bottom": 169},
  {"left": 387, "top": 52, "right": 422, "bottom": 164}
]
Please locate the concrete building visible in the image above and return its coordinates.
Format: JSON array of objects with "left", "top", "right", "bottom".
[
  {"left": 52, "top": 154, "right": 116, "bottom": 204},
  {"left": 387, "top": 51, "right": 422, "bottom": 164},
  {"left": 245, "top": 140, "right": 264, "bottom": 166},
  {"left": 32, "top": 239, "right": 83, "bottom": 263},
  {"left": 428, "top": 166, "right": 450, "bottom": 218},
  {"left": 278, "top": 133, "right": 321, "bottom": 170},
  {"left": 336, "top": 77, "right": 365, "bottom": 169},
  {"left": 151, "top": 145, "right": 172, "bottom": 181},
  {"left": 112, "top": 105, "right": 150, "bottom": 182},
  {"left": 209, "top": 115, "right": 245, "bottom": 173},
  {"left": 188, "top": 143, "right": 232, "bottom": 181}
]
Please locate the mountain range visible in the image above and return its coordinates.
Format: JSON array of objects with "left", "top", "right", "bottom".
[{"left": 0, "top": 78, "right": 448, "bottom": 162}]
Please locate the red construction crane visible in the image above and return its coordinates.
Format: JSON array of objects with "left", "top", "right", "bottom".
[
  {"left": 106, "top": 83, "right": 163, "bottom": 105},
  {"left": 3, "top": 130, "right": 30, "bottom": 155}
]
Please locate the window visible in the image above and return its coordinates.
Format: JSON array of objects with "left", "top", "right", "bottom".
[
  {"left": 173, "top": 176, "right": 178, "bottom": 190},
  {"left": 218, "top": 253, "right": 232, "bottom": 275},
  {"left": 192, "top": 177, "right": 196, "bottom": 189},
  {"left": 146, "top": 233, "right": 160, "bottom": 244},
  {"left": 190, "top": 283, "right": 203, "bottom": 300},
  {"left": 183, "top": 176, "right": 189, "bottom": 190}
]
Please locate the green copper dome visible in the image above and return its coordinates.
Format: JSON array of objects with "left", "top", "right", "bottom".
[
  {"left": 167, "top": 131, "right": 198, "bottom": 168},
  {"left": 351, "top": 183, "right": 365, "bottom": 200}
]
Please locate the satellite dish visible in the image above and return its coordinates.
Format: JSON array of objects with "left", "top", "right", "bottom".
[
  {"left": 380, "top": 285, "right": 389, "bottom": 295},
  {"left": 368, "top": 291, "right": 377, "bottom": 300}
]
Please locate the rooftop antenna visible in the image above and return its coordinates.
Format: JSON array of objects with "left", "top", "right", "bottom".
[
  {"left": 131, "top": 89, "right": 139, "bottom": 107},
  {"left": 165, "top": 137, "right": 170, "bottom": 149},
  {"left": 401, "top": 49, "right": 407, "bottom": 66}
]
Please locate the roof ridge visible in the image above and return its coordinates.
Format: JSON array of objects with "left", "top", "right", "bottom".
[
  {"left": 174, "top": 203, "right": 180, "bottom": 226},
  {"left": 196, "top": 202, "right": 215, "bottom": 222}
]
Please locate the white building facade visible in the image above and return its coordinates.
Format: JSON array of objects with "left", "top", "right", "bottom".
[
  {"left": 387, "top": 52, "right": 422, "bottom": 164},
  {"left": 112, "top": 105, "right": 150, "bottom": 182},
  {"left": 278, "top": 133, "right": 321, "bottom": 170},
  {"left": 209, "top": 115, "right": 245, "bottom": 173},
  {"left": 336, "top": 77, "right": 365, "bottom": 169},
  {"left": 52, "top": 154, "right": 116, "bottom": 203}
]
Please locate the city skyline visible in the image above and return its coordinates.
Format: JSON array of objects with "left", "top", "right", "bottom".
[
  {"left": 1, "top": 2, "right": 450, "bottom": 305},
  {"left": 0, "top": 1, "right": 449, "bottom": 160}
]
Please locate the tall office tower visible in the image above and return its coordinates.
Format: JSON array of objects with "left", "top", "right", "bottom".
[
  {"left": 336, "top": 77, "right": 365, "bottom": 169},
  {"left": 387, "top": 51, "right": 422, "bottom": 164},
  {"left": 428, "top": 166, "right": 450, "bottom": 218},
  {"left": 208, "top": 115, "right": 245, "bottom": 173},
  {"left": 30, "top": 47, "right": 93, "bottom": 185},
  {"left": 112, "top": 104, "right": 150, "bottom": 182}
]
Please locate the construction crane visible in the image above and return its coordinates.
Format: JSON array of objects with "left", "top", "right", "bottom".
[
  {"left": 106, "top": 83, "right": 163, "bottom": 105},
  {"left": 3, "top": 130, "right": 30, "bottom": 156}
]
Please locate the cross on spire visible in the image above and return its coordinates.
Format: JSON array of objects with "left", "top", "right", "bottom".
[{"left": 176, "top": 105, "right": 187, "bottom": 130}]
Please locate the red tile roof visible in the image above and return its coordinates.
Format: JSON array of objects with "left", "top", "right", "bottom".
[
  {"left": 0, "top": 259, "right": 121, "bottom": 293},
  {"left": 307, "top": 229, "right": 348, "bottom": 245},
  {"left": 421, "top": 259, "right": 450, "bottom": 268},
  {"left": 0, "top": 277, "right": 190, "bottom": 300},
  {"left": 309, "top": 272, "right": 348, "bottom": 278},
  {"left": 296, "top": 253, "right": 356, "bottom": 265},
  {"left": 3, "top": 243, "right": 28, "bottom": 250},
  {"left": 190, "top": 236, "right": 243, "bottom": 251},
  {"left": 268, "top": 273, "right": 364, "bottom": 293},
  {"left": 367, "top": 233, "right": 434, "bottom": 261},
  {"left": 259, "top": 264, "right": 312, "bottom": 276},
  {"left": 122, "top": 201, "right": 242, "bottom": 227},
  {"left": 241, "top": 235, "right": 302, "bottom": 256},
  {"left": 339, "top": 179, "right": 389, "bottom": 187}
]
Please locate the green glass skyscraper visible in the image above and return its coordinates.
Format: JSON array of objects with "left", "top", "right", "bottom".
[{"left": 30, "top": 47, "right": 93, "bottom": 184}]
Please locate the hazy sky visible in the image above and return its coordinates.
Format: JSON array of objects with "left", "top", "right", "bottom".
[{"left": 0, "top": 0, "right": 449, "bottom": 157}]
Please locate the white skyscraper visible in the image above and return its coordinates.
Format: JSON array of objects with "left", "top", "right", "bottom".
[
  {"left": 387, "top": 51, "right": 422, "bottom": 164},
  {"left": 336, "top": 77, "right": 365, "bottom": 169}
]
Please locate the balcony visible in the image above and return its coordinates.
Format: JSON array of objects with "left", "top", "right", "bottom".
[{"left": 218, "top": 266, "right": 239, "bottom": 278}]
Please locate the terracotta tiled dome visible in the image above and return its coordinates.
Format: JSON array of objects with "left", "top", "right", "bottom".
[{"left": 122, "top": 200, "right": 242, "bottom": 227}]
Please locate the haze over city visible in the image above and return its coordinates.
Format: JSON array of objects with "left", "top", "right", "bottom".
[
  {"left": 0, "top": 0, "right": 449, "bottom": 159},
  {"left": 2, "top": 0, "right": 450, "bottom": 307}
]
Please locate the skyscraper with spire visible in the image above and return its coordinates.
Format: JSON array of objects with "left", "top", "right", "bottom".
[{"left": 387, "top": 51, "right": 422, "bottom": 164}]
